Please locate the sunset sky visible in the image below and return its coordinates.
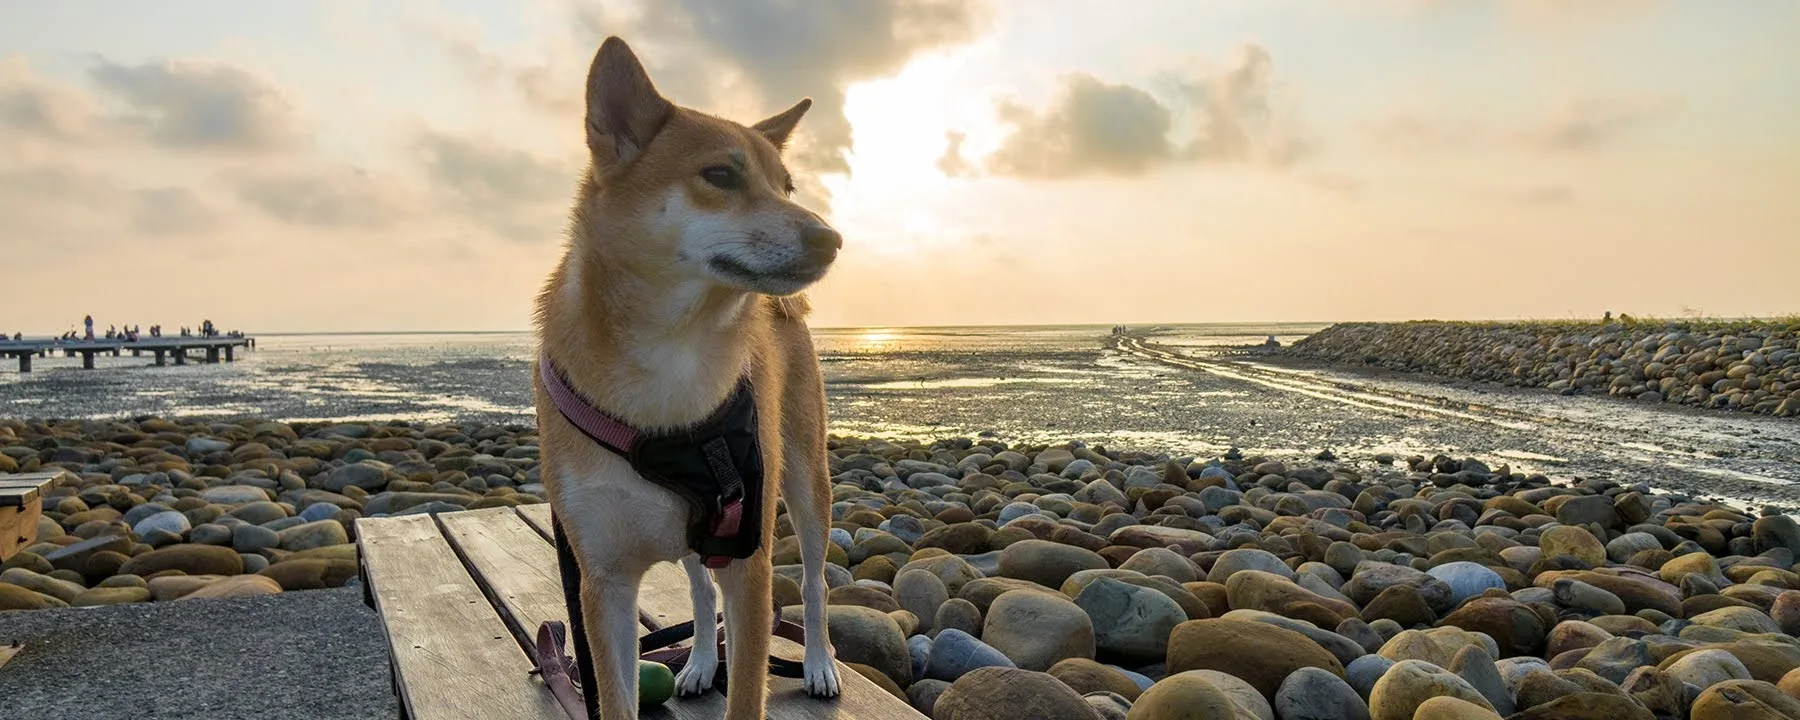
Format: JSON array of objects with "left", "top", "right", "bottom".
[{"left": 2, "top": 0, "right": 1796, "bottom": 333}]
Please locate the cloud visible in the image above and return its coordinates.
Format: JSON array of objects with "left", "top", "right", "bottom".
[
  {"left": 1522, "top": 96, "right": 1673, "bottom": 152},
  {"left": 131, "top": 187, "right": 217, "bottom": 235},
  {"left": 1363, "top": 94, "right": 1674, "bottom": 155},
  {"left": 1171, "top": 44, "right": 1310, "bottom": 164},
  {"left": 661, "top": 0, "right": 986, "bottom": 173},
  {"left": 0, "top": 58, "right": 100, "bottom": 142},
  {"left": 1513, "top": 184, "right": 1574, "bottom": 205},
  {"left": 86, "top": 57, "right": 307, "bottom": 153},
  {"left": 984, "top": 75, "right": 1176, "bottom": 178},
  {"left": 230, "top": 165, "right": 410, "bottom": 228},
  {"left": 966, "top": 43, "right": 1310, "bottom": 179},
  {"left": 416, "top": 131, "right": 574, "bottom": 242},
  {"left": 937, "top": 131, "right": 972, "bottom": 177},
  {"left": 420, "top": 0, "right": 988, "bottom": 214}
]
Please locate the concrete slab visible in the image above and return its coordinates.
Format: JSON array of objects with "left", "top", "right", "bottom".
[{"left": 0, "top": 586, "right": 397, "bottom": 720}]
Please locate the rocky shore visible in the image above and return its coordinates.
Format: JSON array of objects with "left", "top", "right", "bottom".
[
  {"left": 9, "top": 417, "right": 1800, "bottom": 718},
  {"left": 1282, "top": 320, "right": 1800, "bottom": 417}
]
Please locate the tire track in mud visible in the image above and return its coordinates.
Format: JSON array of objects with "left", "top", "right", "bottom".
[{"left": 1112, "top": 335, "right": 1800, "bottom": 503}]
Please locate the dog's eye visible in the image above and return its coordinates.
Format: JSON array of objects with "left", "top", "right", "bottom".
[{"left": 700, "top": 166, "right": 741, "bottom": 190}]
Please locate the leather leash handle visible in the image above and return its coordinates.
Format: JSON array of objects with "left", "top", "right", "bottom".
[{"left": 532, "top": 621, "right": 589, "bottom": 720}]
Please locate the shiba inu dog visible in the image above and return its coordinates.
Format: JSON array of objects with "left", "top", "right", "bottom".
[{"left": 532, "top": 36, "right": 842, "bottom": 720}]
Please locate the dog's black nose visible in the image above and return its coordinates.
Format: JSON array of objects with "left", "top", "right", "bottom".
[{"left": 800, "top": 224, "right": 841, "bottom": 261}]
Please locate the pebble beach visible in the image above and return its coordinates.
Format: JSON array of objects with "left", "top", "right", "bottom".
[
  {"left": 2, "top": 321, "right": 1799, "bottom": 719},
  {"left": 5, "top": 411, "right": 1800, "bottom": 719}
]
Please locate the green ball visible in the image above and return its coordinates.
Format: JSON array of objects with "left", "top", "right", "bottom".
[{"left": 638, "top": 660, "right": 675, "bottom": 707}]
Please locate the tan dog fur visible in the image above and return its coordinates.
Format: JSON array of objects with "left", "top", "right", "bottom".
[{"left": 532, "top": 36, "right": 842, "bottom": 720}]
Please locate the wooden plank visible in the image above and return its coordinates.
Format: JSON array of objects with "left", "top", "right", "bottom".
[
  {"left": 356, "top": 514, "right": 564, "bottom": 720},
  {"left": 0, "top": 642, "right": 21, "bottom": 672},
  {"left": 513, "top": 503, "right": 923, "bottom": 719},
  {"left": 434, "top": 508, "right": 570, "bottom": 652}
]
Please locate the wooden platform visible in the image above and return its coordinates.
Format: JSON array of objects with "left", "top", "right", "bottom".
[
  {"left": 355, "top": 504, "right": 924, "bottom": 720},
  {"left": 1, "top": 471, "right": 63, "bottom": 562}
]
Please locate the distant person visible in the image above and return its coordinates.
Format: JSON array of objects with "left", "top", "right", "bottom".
[
  {"left": 83, "top": 314, "right": 94, "bottom": 341},
  {"left": 1604, "top": 311, "right": 1613, "bottom": 322}
]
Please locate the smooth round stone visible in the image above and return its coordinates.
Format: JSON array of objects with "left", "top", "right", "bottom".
[
  {"left": 227, "top": 501, "right": 290, "bottom": 525},
  {"left": 199, "top": 485, "right": 271, "bottom": 505},
  {"left": 132, "top": 510, "right": 191, "bottom": 538},
  {"left": 298, "top": 502, "right": 341, "bottom": 523},
  {"left": 893, "top": 570, "right": 949, "bottom": 635},
  {"left": 184, "top": 523, "right": 229, "bottom": 547},
  {"left": 1606, "top": 533, "right": 1663, "bottom": 564},
  {"left": 1448, "top": 645, "right": 1512, "bottom": 716},
  {"left": 1074, "top": 577, "right": 1186, "bottom": 661},
  {"left": 1118, "top": 547, "right": 1198, "bottom": 583},
  {"left": 1550, "top": 579, "right": 1625, "bottom": 615},
  {"left": 982, "top": 589, "right": 1094, "bottom": 671},
  {"left": 934, "top": 667, "right": 1101, "bottom": 720},
  {"left": 996, "top": 539, "right": 1108, "bottom": 590},
  {"left": 1689, "top": 679, "right": 1800, "bottom": 720},
  {"left": 1367, "top": 659, "right": 1495, "bottom": 720},
  {"left": 1425, "top": 562, "right": 1505, "bottom": 607},
  {"left": 998, "top": 502, "right": 1044, "bottom": 523},
  {"left": 908, "top": 635, "right": 932, "bottom": 682},
  {"left": 1341, "top": 562, "right": 1453, "bottom": 612},
  {"left": 1346, "top": 655, "right": 1396, "bottom": 698},
  {"left": 1275, "top": 666, "right": 1370, "bottom": 720},
  {"left": 1049, "top": 658, "right": 1143, "bottom": 701},
  {"left": 907, "top": 678, "right": 951, "bottom": 716},
  {"left": 1083, "top": 691, "right": 1130, "bottom": 720},
  {"left": 1206, "top": 548, "right": 1294, "bottom": 583},
  {"left": 1167, "top": 618, "right": 1345, "bottom": 700},
  {"left": 1663, "top": 648, "right": 1753, "bottom": 689},
  {"left": 925, "top": 628, "right": 1015, "bottom": 682},
  {"left": 1182, "top": 669, "right": 1274, "bottom": 720},
  {"left": 828, "top": 527, "right": 854, "bottom": 551},
  {"left": 1538, "top": 526, "right": 1606, "bottom": 566},
  {"left": 1411, "top": 696, "right": 1502, "bottom": 719},
  {"left": 1125, "top": 672, "right": 1248, "bottom": 720},
  {"left": 809, "top": 605, "right": 911, "bottom": 687}
]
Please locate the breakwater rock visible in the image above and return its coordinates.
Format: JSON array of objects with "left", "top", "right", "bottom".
[
  {"left": 10, "top": 418, "right": 1800, "bottom": 719},
  {"left": 1285, "top": 320, "right": 1800, "bottom": 416}
]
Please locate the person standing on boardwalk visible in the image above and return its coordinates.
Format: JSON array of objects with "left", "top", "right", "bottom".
[{"left": 83, "top": 315, "right": 94, "bottom": 341}]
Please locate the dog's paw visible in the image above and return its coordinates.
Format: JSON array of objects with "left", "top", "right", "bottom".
[
  {"left": 675, "top": 659, "right": 718, "bottom": 697},
  {"left": 802, "top": 648, "right": 841, "bottom": 698}
]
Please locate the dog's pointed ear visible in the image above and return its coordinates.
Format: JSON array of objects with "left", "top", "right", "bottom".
[
  {"left": 586, "top": 37, "right": 673, "bottom": 168},
  {"left": 753, "top": 98, "right": 812, "bottom": 151}
]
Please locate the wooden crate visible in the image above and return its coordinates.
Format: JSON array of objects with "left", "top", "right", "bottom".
[
  {"left": 0, "top": 471, "right": 65, "bottom": 563},
  {"left": 356, "top": 504, "right": 924, "bottom": 720}
]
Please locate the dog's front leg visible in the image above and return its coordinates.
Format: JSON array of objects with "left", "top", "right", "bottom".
[
  {"left": 713, "top": 555, "right": 773, "bottom": 720},
  {"left": 674, "top": 555, "right": 719, "bottom": 696},
  {"left": 578, "top": 565, "right": 647, "bottom": 720},
  {"left": 781, "top": 446, "right": 842, "bottom": 697}
]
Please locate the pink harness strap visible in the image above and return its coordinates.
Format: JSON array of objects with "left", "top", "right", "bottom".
[
  {"left": 538, "top": 351, "right": 748, "bottom": 568},
  {"left": 538, "top": 354, "right": 641, "bottom": 455}
]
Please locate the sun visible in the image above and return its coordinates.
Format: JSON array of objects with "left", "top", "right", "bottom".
[{"left": 825, "top": 46, "right": 1006, "bottom": 255}]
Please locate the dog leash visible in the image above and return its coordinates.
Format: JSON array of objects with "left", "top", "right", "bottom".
[
  {"left": 531, "top": 512, "right": 813, "bottom": 719},
  {"left": 531, "top": 615, "right": 812, "bottom": 715}
]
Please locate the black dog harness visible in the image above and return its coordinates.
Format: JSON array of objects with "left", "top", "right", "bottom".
[{"left": 538, "top": 351, "right": 765, "bottom": 568}]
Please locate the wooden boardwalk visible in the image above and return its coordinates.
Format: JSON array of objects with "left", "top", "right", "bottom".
[
  {"left": 356, "top": 504, "right": 924, "bottom": 720},
  {"left": 0, "top": 336, "right": 254, "bottom": 372}
]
